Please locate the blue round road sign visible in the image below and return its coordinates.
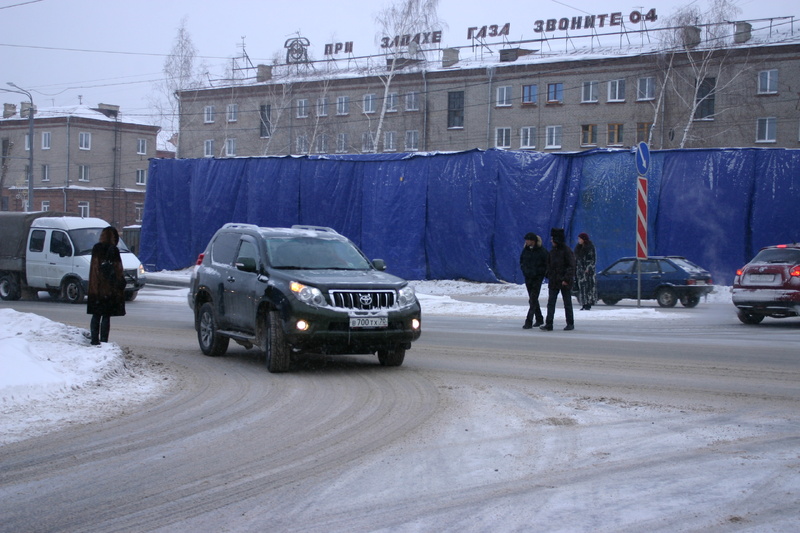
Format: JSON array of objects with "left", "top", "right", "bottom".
[{"left": 636, "top": 142, "right": 650, "bottom": 175}]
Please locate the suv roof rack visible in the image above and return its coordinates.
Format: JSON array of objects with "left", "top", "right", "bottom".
[
  {"left": 291, "top": 225, "right": 339, "bottom": 234},
  {"left": 222, "top": 223, "right": 259, "bottom": 230}
]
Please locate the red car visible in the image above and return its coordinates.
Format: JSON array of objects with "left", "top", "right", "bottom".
[{"left": 732, "top": 243, "right": 800, "bottom": 324}]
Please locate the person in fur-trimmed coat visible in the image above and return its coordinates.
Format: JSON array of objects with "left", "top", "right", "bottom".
[
  {"left": 574, "top": 232, "right": 597, "bottom": 310},
  {"left": 541, "top": 227, "right": 576, "bottom": 331},
  {"left": 87, "top": 226, "right": 126, "bottom": 345}
]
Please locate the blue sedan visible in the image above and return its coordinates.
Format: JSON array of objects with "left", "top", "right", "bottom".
[{"left": 596, "top": 256, "right": 714, "bottom": 307}]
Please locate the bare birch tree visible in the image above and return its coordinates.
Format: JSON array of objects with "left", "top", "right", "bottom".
[{"left": 373, "top": 0, "right": 445, "bottom": 152}]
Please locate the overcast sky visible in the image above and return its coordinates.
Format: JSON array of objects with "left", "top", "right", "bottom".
[{"left": 1, "top": 0, "right": 795, "bottom": 124}]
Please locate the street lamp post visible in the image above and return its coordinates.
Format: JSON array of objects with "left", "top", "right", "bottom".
[{"left": 6, "top": 82, "right": 35, "bottom": 212}]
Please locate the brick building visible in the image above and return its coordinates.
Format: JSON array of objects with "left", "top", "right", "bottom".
[
  {"left": 0, "top": 103, "right": 160, "bottom": 228},
  {"left": 176, "top": 18, "right": 799, "bottom": 158}
]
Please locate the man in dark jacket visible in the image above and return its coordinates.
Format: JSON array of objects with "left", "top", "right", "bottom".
[
  {"left": 541, "top": 228, "right": 576, "bottom": 331},
  {"left": 520, "top": 232, "right": 548, "bottom": 329}
]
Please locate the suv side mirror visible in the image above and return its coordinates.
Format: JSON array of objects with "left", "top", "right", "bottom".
[
  {"left": 235, "top": 257, "right": 257, "bottom": 273},
  {"left": 372, "top": 258, "right": 386, "bottom": 271}
]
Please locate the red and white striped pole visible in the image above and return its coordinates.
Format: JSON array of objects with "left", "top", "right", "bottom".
[{"left": 636, "top": 175, "right": 648, "bottom": 259}]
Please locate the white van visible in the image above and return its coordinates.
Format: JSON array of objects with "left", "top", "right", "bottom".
[{"left": 24, "top": 217, "right": 146, "bottom": 302}]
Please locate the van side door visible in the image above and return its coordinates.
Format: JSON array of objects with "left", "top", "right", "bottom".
[
  {"left": 25, "top": 229, "right": 49, "bottom": 288},
  {"left": 46, "top": 230, "right": 75, "bottom": 287}
]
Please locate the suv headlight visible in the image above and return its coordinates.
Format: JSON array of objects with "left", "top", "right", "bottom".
[
  {"left": 291, "top": 281, "right": 327, "bottom": 307},
  {"left": 397, "top": 286, "right": 416, "bottom": 307}
]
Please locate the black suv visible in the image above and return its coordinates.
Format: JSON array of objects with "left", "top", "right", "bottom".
[{"left": 188, "top": 224, "right": 421, "bottom": 372}]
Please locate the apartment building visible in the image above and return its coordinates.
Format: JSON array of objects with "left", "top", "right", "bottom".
[
  {"left": 177, "top": 21, "right": 799, "bottom": 158},
  {"left": 0, "top": 103, "right": 160, "bottom": 228}
]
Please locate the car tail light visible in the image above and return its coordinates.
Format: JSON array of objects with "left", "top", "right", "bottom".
[
  {"left": 196, "top": 253, "right": 205, "bottom": 266},
  {"left": 791, "top": 265, "right": 800, "bottom": 277},
  {"left": 736, "top": 268, "right": 744, "bottom": 276}
]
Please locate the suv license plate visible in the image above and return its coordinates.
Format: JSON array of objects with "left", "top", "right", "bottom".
[
  {"left": 748, "top": 274, "right": 774, "bottom": 282},
  {"left": 350, "top": 317, "right": 388, "bottom": 329}
]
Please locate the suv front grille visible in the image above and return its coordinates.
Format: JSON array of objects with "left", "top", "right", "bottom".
[{"left": 330, "top": 290, "right": 395, "bottom": 310}]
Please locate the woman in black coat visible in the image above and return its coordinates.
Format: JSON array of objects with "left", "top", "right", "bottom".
[
  {"left": 87, "top": 226, "right": 126, "bottom": 345},
  {"left": 520, "top": 232, "right": 548, "bottom": 328}
]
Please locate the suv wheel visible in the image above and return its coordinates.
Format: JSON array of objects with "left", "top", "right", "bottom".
[
  {"left": 656, "top": 287, "right": 677, "bottom": 308},
  {"left": 737, "top": 310, "right": 765, "bottom": 325},
  {"left": 198, "top": 303, "right": 229, "bottom": 356},
  {"left": 265, "top": 310, "right": 291, "bottom": 373},
  {"left": 377, "top": 346, "right": 406, "bottom": 367},
  {"left": 680, "top": 294, "right": 700, "bottom": 308}
]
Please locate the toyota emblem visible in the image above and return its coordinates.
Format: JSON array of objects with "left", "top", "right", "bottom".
[{"left": 359, "top": 294, "right": 373, "bottom": 306}]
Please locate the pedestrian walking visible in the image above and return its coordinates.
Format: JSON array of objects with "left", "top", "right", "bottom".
[
  {"left": 575, "top": 232, "right": 597, "bottom": 310},
  {"left": 87, "top": 226, "right": 126, "bottom": 345},
  {"left": 541, "top": 228, "right": 576, "bottom": 331},
  {"left": 520, "top": 232, "right": 548, "bottom": 329}
]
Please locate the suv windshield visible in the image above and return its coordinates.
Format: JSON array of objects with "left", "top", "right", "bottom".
[
  {"left": 752, "top": 248, "right": 800, "bottom": 264},
  {"left": 266, "top": 237, "right": 371, "bottom": 270}
]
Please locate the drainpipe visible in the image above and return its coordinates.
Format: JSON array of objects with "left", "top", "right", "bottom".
[
  {"left": 486, "top": 66, "right": 496, "bottom": 149},
  {"left": 64, "top": 116, "right": 71, "bottom": 211}
]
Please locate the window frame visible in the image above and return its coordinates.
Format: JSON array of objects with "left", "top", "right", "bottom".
[
  {"left": 694, "top": 77, "right": 716, "bottom": 120},
  {"left": 496, "top": 85, "right": 513, "bottom": 107},
  {"left": 582, "top": 81, "right": 599, "bottom": 103},
  {"left": 405, "top": 91, "right": 419, "bottom": 111},
  {"left": 363, "top": 93, "right": 376, "bottom": 114},
  {"left": 204, "top": 139, "right": 214, "bottom": 158},
  {"left": 78, "top": 164, "right": 90, "bottom": 182},
  {"left": 757, "top": 69, "right": 778, "bottom": 94},
  {"left": 608, "top": 79, "right": 626, "bottom": 102},
  {"left": 336, "top": 132, "right": 349, "bottom": 153},
  {"left": 316, "top": 97, "right": 328, "bottom": 117},
  {"left": 495, "top": 127, "right": 511, "bottom": 148},
  {"left": 225, "top": 138, "right": 236, "bottom": 157},
  {"left": 384, "top": 131, "right": 396, "bottom": 152},
  {"left": 547, "top": 83, "right": 564, "bottom": 104},
  {"left": 581, "top": 124, "right": 598, "bottom": 146},
  {"left": 336, "top": 96, "right": 350, "bottom": 115},
  {"left": 315, "top": 133, "right": 328, "bottom": 154},
  {"left": 405, "top": 130, "right": 419, "bottom": 151},
  {"left": 136, "top": 168, "right": 147, "bottom": 186},
  {"left": 636, "top": 122, "right": 653, "bottom": 143},
  {"left": 545, "top": 125, "right": 562, "bottom": 149},
  {"left": 259, "top": 105, "right": 272, "bottom": 138},
  {"left": 79, "top": 132, "right": 91, "bottom": 150},
  {"left": 447, "top": 91, "right": 465, "bottom": 128},
  {"left": 78, "top": 201, "right": 90, "bottom": 218},
  {"left": 756, "top": 117, "right": 777, "bottom": 143},
  {"left": 204, "top": 105, "right": 215, "bottom": 124},
  {"left": 41, "top": 131, "right": 51, "bottom": 150},
  {"left": 637, "top": 77, "right": 656, "bottom": 101},
  {"left": 296, "top": 98, "right": 309, "bottom": 118},
  {"left": 522, "top": 84, "right": 538, "bottom": 105},
  {"left": 137, "top": 138, "right": 147, "bottom": 155},
  {"left": 386, "top": 92, "right": 399, "bottom": 113},
  {"left": 520, "top": 126, "right": 536, "bottom": 149},
  {"left": 361, "top": 131, "right": 375, "bottom": 152},
  {"left": 41, "top": 163, "right": 50, "bottom": 182},
  {"left": 607, "top": 123, "right": 624, "bottom": 145},
  {"left": 226, "top": 103, "right": 238, "bottom": 122}
]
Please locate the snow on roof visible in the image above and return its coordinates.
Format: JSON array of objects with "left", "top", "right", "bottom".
[{"left": 0, "top": 103, "right": 156, "bottom": 128}]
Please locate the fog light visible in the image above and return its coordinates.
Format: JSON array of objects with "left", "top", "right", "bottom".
[
  {"left": 296, "top": 320, "right": 310, "bottom": 331},
  {"left": 411, "top": 318, "right": 420, "bottom": 330}
]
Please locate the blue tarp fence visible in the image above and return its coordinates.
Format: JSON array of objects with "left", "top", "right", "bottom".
[{"left": 140, "top": 148, "right": 800, "bottom": 285}]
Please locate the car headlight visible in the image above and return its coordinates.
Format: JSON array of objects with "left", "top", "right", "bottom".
[
  {"left": 291, "top": 281, "right": 327, "bottom": 306},
  {"left": 397, "top": 286, "right": 416, "bottom": 307}
]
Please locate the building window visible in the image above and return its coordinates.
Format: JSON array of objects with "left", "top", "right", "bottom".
[
  {"left": 296, "top": 99, "right": 309, "bottom": 118},
  {"left": 78, "top": 165, "right": 89, "bottom": 182},
  {"left": 384, "top": 131, "right": 396, "bottom": 151},
  {"left": 582, "top": 81, "right": 599, "bottom": 103},
  {"left": 545, "top": 125, "right": 562, "bottom": 148},
  {"left": 363, "top": 94, "right": 376, "bottom": 114},
  {"left": 386, "top": 93, "right": 399, "bottom": 113},
  {"left": 695, "top": 77, "right": 716, "bottom": 120},
  {"left": 317, "top": 97, "right": 328, "bottom": 117},
  {"left": 447, "top": 91, "right": 464, "bottom": 128},
  {"left": 405, "top": 130, "right": 419, "bottom": 151},
  {"left": 79, "top": 132, "right": 91, "bottom": 150},
  {"left": 756, "top": 117, "right": 777, "bottom": 142},
  {"left": 315, "top": 134, "right": 328, "bottom": 154},
  {"left": 496, "top": 86, "right": 512, "bottom": 107},
  {"left": 337, "top": 96, "right": 350, "bottom": 115},
  {"left": 25, "top": 134, "right": 31, "bottom": 151},
  {"left": 608, "top": 123, "right": 624, "bottom": 145},
  {"left": 636, "top": 122, "right": 653, "bottom": 143},
  {"left": 204, "top": 139, "right": 214, "bottom": 157},
  {"left": 227, "top": 104, "right": 238, "bottom": 122},
  {"left": 522, "top": 85, "right": 537, "bottom": 105},
  {"left": 608, "top": 79, "right": 626, "bottom": 102},
  {"left": 41, "top": 200, "right": 50, "bottom": 211},
  {"left": 41, "top": 131, "right": 51, "bottom": 150},
  {"left": 260, "top": 105, "right": 272, "bottom": 137},
  {"left": 336, "top": 133, "right": 348, "bottom": 153},
  {"left": 225, "top": 138, "right": 236, "bottom": 157},
  {"left": 78, "top": 201, "right": 90, "bottom": 218},
  {"left": 204, "top": 106, "right": 215, "bottom": 123},
  {"left": 547, "top": 83, "right": 564, "bottom": 103},
  {"left": 361, "top": 132, "right": 375, "bottom": 152},
  {"left": 406, "top": 91, "right": 419, "bottom": 111},
  {"left": 637, "top": 77, "right": 656, "bottom": 100},
  {"left": 137, "top": 138, "right": 147, "bottom": 155},
  {"left": 41, "top": 164, "right": 49, "bottom": 182},
  {"left": 136, "top": 169, "right": 147, "bottom": 185},
  {"left": 581, "top": 124, "right": 598, "bottom": 146},
  {"left": 296, "top": 135, "right": 309, "bottom": 154},
  {"left": 758, "top": 69, "right": 778, "bottom": 94},
  {"left": 520, "top": 126, "right": 536, "bottom": 149},
  {"left": 135, "top": 203, "right": 144, "bottom": 223},
  {"left": 495, "top": 127, "right": 511, "bottom": 148}
]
